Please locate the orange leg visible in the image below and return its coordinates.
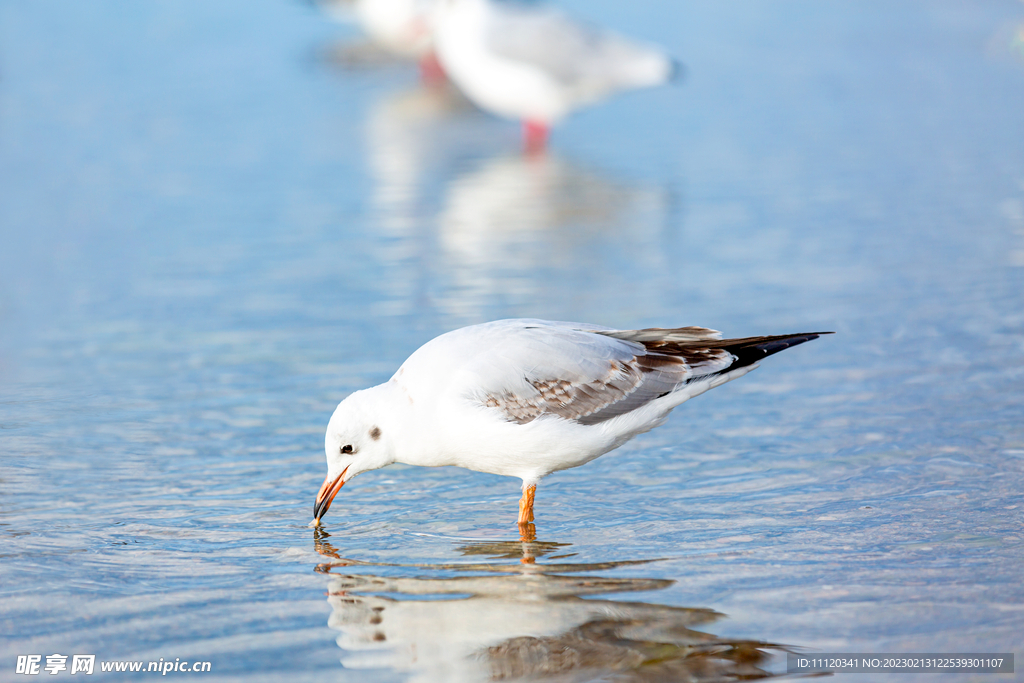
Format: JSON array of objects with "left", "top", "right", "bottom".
[
  {"left": 517, "top": 484, "right": 537, "bottom": 541},
  {"left": 517, "top": 484, "right": 536, "bottom": 524},
  {"left": 520, "top": 481, "right": 536, "bottom": 540}
]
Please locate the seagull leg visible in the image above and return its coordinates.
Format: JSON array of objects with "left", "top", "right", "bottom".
[
  {"left": 517, "top": 483, "right": 536, "bottom": 541},
  {"left": 518, "top": 483, "right": 536, "bottom": 524}
]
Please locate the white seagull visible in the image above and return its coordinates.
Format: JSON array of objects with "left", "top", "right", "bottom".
[
  {"left": 319, "top": 0, "right": 446, "bottom": 81},
  {"left": 314, "top": 320, "right": 829, "bottom": 532},
  {"left": 352, "top": 0, "right": 436, "bottom": 60},
  {"left": 431, "top": 0, "right": 679, "bottom": 149}
]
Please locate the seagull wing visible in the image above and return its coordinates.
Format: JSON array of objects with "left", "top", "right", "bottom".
[
  {"left": 485, "top": 3, "right": 669, "bottom": 95},
  {"left": 460, "top": 321, "right": 803, "bottom": 426}
]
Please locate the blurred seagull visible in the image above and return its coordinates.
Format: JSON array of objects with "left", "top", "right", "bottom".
[
  {"left": 313, "top": 320, "right": 829, "bottom": 534},
  {"left": 354, "top": 0, "right": 435, "bottom": 58},
  {"left": 318, "top": 0, "right": 446, "bottom": 81},
  {"left": 431, "top": 0, "right": 679, "bottom": 149}
]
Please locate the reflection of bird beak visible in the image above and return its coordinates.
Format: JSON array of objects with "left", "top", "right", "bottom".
[{"left": 313, "top": 466, "right": 349, "bottom": 525}]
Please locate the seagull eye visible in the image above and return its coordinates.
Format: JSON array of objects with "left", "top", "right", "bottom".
[{"left": 340, "top": 444, "right": 353, "bottom": 454}]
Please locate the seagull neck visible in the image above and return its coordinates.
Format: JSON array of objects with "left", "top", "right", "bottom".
[
  {"left": 373, "top": 377, "right": 438, "bottom": 467},
  {"left": 368, "top": 380, "right": 417, "bottom": 465}
]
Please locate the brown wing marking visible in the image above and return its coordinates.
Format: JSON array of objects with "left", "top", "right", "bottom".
[{"left": 484, "top": 358, "right": 644, "bottom": 425}]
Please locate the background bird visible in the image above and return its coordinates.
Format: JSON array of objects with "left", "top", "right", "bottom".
[{"left": 431, "top": 0, "right": 680, "bottom": 150}]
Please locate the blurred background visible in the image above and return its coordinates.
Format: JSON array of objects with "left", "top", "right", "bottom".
[{"left": 1, "top": 1, "right": 1023, "bottom": 681}]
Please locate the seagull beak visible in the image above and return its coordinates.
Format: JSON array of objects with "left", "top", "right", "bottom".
[{"left": 313, "top": 466, "right": 349, "bottom": 525}]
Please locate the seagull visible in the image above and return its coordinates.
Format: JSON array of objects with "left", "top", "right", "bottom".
[
  {"left": 318, "top": 0, "right": 446, "bottom": 82},
  {"left": 431, "top": 0, "right": 679, "bottom": 150},
  {"left": 314, "top": 320, "right": 829, "bottom": 533},
  {"left": 352, "top": 0, "right": 436, "bottom": 59}
]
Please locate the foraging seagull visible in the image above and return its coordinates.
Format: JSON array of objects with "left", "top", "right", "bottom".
[
  {"left": 431, "top": 0, "right": 679, "bottom": 149},
  {"left": 314, "top": 319, "right": 829, "bottom": 531}
]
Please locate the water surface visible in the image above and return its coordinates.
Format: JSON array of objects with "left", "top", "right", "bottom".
[{"left": 1, "top": 0, "right": 1023, "bottom": 680}]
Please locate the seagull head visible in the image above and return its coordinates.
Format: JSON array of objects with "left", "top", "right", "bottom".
[{"left": 314, "top": 388, "right": 395, "bottom": 525}]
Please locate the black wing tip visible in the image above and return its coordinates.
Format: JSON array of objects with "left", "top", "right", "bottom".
[
  {"left": 726, "top": 331, "right": 832, "bottom": 369},
  {"left": 774, "top": 331, "right": 834, "bottom": 343},
  {"left": 754, "top": 331, "right": 830, "bottom": 351}
]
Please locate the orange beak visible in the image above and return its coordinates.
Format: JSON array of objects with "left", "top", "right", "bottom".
[{"left": 313, "top": 465, "right": 349, "bottom": 525}]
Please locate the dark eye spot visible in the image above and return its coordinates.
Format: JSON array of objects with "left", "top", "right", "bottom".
[
  {"left": 340, "top": 444, "right": 353, "bottom": 454},
  {"left": 369, "top": 426, "right": 381, "bottom": 441}
]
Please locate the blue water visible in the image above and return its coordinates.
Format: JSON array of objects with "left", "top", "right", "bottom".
[{"left": 2, "top": 0, "right": 1023, "bottom": 680}]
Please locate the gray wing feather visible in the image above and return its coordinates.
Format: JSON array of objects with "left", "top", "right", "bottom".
[
  {"left": 575, "top": 347, "right": 733, "bottom": 425},
  {"left": 597, "top": 326, "right": 723, "bottom": 343},
  {"left": 485, "top": 3, "right": 666, "bottom": 92},
  {"left": 487, "top": 6, "right": 605, "bottom": 84},
  {"left": 464, "top": 321, "right": 825, "bottom": 426},
  {"left": 472, "top": 322, "right": 734, "bottom": 426}
]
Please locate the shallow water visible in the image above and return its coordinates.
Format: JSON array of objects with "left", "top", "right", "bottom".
[{"left": 1, "top": 0, "right": 1023, "bottom": 680}]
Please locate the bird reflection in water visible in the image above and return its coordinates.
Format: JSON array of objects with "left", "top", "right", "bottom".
[
  {"left": 436, "top": 152, "right": 674, "bottom": 315},
  {"left": 331, "top": 72, "right": 674, "bottom": 321},
  {"left": 361, "top": 84, "right": 505, "bottom": 241},
  {"left": 313, "top": 530, "right": 788, "bottom": 682}
]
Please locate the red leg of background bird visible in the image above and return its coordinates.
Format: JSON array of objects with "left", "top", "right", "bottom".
[
  {"left": 419, "top": 52, "right": 446, "bottom": 85},
  {"left": 523, "top": 120, "right": 549, "bottom": 153}
]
